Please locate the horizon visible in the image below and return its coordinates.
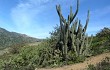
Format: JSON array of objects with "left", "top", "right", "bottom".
[{"left": 0, "top": 0, "right": 110, "bottom": 39}]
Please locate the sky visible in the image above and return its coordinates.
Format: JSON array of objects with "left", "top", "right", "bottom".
[{"left": 0, "top": 0, "right": 110, "bottom": 39}]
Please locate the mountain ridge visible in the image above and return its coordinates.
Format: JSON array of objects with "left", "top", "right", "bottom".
[{"left": 0, "top": 27, "right": 40, "bottom": 49}]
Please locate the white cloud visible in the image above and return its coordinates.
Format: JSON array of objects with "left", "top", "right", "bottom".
[
  {"left": 10, "top": 0, "right": 52, "bottom": 38},
  {"left": 11, "top": 0, "right": 49, "bottom": 28}
]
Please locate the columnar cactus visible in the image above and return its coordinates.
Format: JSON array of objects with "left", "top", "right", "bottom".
[
  {"left": 56, "top": 0, "right": 93, "bottom": 61},
  {"left": 71, "top": 11, "right": 93, "bottom": 56}
]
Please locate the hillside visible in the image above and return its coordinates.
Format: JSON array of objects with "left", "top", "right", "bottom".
[
  {"left": 0, "top": 27, "right": 110, "bottom": 69},
  {"left": 0, "top": 27, "right": 40, "bottom": 49},
  {"left": 0, "top": 0, "right": 110, "bottom": 70}
]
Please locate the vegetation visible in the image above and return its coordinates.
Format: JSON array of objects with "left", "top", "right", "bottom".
[
  {"left": 87, "top": 57, "right": 110, "bottom": 70},
  {"left": 52, "top": 0, "right": 92, "bottom": 64},
  {"left": 0, "top": 26, "right": 110, "bottom": 69},
  {"left": 0, "top": 40, "right": 64, "bottom": 70},
  {"left": 91, "top": 27, "right": 110, "bottom": 55},
  {"left": 0, "top": 0, "right": 110, "bottom": 70},
  {"left": 0, "top": 24, "right": 109, "bottom": 69}
]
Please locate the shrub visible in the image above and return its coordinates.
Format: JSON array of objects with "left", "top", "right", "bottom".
[
  {"left": 87, "top": 64, "right": 96, "bottom": 70},
  {"left": 96, "top": 27, "right": 110, "bottom": 39},
  {"left": 91, "top": 27, "right": 110, "bottom": 56},
  {"left": 0, "top": 41, "right": 63, "bottom": 69},
  {"left": 87, "top": 57, "right": 110, "bottom": 70},
  {"left": 9, "top": 43, "right": 25, "bottom": 54}
]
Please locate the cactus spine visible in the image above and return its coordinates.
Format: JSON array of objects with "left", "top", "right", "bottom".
[{"left": 56, "top": 0, "right": 93, "bottom": 61}]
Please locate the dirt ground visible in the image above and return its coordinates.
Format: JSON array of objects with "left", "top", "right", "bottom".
[{"left": 36, "top": 52, "right": 110, "bottom": 70}]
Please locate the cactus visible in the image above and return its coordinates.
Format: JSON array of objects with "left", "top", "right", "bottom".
[{"left": 56, "top": 0, "right": 92, "bottom": 61}]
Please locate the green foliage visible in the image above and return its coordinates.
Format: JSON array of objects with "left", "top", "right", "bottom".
[
  {"left": 0, "top": 59, "right": 4, "bottom": 70},
  {"left": 9, "top": 43, "right": 25, "bottom": 54},
  {"left": 0, "top": 41, "right": 62, "bottom": 69},
  {"left": 0, "top": 38, "right": 86, "bottom": 70},
  {"left": 67, "top": 51, "right": 85, "bottom": 64},
  {"left": 87, "top": 57, "right": 110, "bottom": 70},
  {"left": 1, "top": 0, "right": 110, "bottom": 69},
  {"left": 0, "top": 46, "right": 38, "bottom": 70},
  {"left": 96, "top": 27, "right": 110, "bottom": 38},
  {"left": 87, "top": 64, "right": 96, "bottom": 70},
  {"left": 91, "top": 27, "right": 110, "bottom": 56},
  {"left": 0, "top": 27, "right": 110, "bottom": 70},
  {"left": 49, "top": 25, "right": 60, "bottom": 41}
]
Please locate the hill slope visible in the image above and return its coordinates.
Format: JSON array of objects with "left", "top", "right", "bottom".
[{"left": 0, "top": 27, "right": 40, "bottom": 49}]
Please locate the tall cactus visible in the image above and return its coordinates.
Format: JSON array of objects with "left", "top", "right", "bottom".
[
  {"left": 56, "top": 0, "right": 79, "bottom": 61},
  {"left": 56, "top": 0, "right": 93, "bottom": 61},
  {"left": 71, "top": 11, "right": 93, "bottom": 56}
]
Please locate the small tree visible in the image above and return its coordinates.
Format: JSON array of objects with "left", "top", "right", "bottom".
[{"left": 96, "top": 27, "right": 110, "bottom": 41}]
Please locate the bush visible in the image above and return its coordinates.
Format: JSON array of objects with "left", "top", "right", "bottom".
[
  {"left": 1, "top": 40, "right": 86, "bottom": 69},
  {"left": 9, "top": 43, "right": 25, "bottom": 54},
  {"left": 0, "top": 41, "right": 63, "bottom": 69},
  {"left": 67, "top": 51, "right": 85, "bottom": 64},
  {"left": 87, "top": 64, "right": 96, "bottom": 70},
  {"left": 96, "top": 27, "right": 110, "bottom": 39},
  {"left": 90, "top": 27, "right": 110, "bottom": 56},
  {"left": 87, "top": 57, "right": 110, "bottom": 70}
]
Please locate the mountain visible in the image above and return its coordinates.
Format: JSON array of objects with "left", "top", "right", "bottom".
[{"left": 0, "top": 27, "right": 40, "bottom": 49}]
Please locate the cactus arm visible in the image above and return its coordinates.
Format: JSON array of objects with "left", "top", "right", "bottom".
[
  {"left": 76, "top": 38, "right": 80, "bottom": 56},
  {"left": 71, "top": 18, "right": 78, "bottom": 34},
  {"left": 88, "top": 35, "right": 93, "bottom": 47},
  {"left": 83, "top": 10, "right": 90, "bottom": 34},
  {"left": 79, "top": 35, "right": 86, "bottom": 54},
  {"left": 70, "top": 6, "right": 73, "bottom": 20},
  {"left": 70, "top": 0, "right": 79, "bottom": 23},
  {"left": 56, "top": 5, "right": 66, "bottom": 24}
]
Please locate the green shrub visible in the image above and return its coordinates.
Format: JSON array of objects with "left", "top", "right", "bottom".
[
  {"left": 9, "top": 43, "right": 25, "bottom": 54},
  {"left": 87, "top": 64, "right": 96, "bottom": 70},
  {"left": 87, "top": 57, "right": 110, "bottom": 70},
  {"left": 0, "top": 41, "right": 62, "bottom": 69},
  {"left": 91, "top": 28, "right": 110, "bottom": 56},
  {"left": 0, "top": 59, "right": 4, "bottom": 70}
]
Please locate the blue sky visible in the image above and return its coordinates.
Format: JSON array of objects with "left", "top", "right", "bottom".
[{"left": 0, "top": 0, "right": 110, "bottom": 38}]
